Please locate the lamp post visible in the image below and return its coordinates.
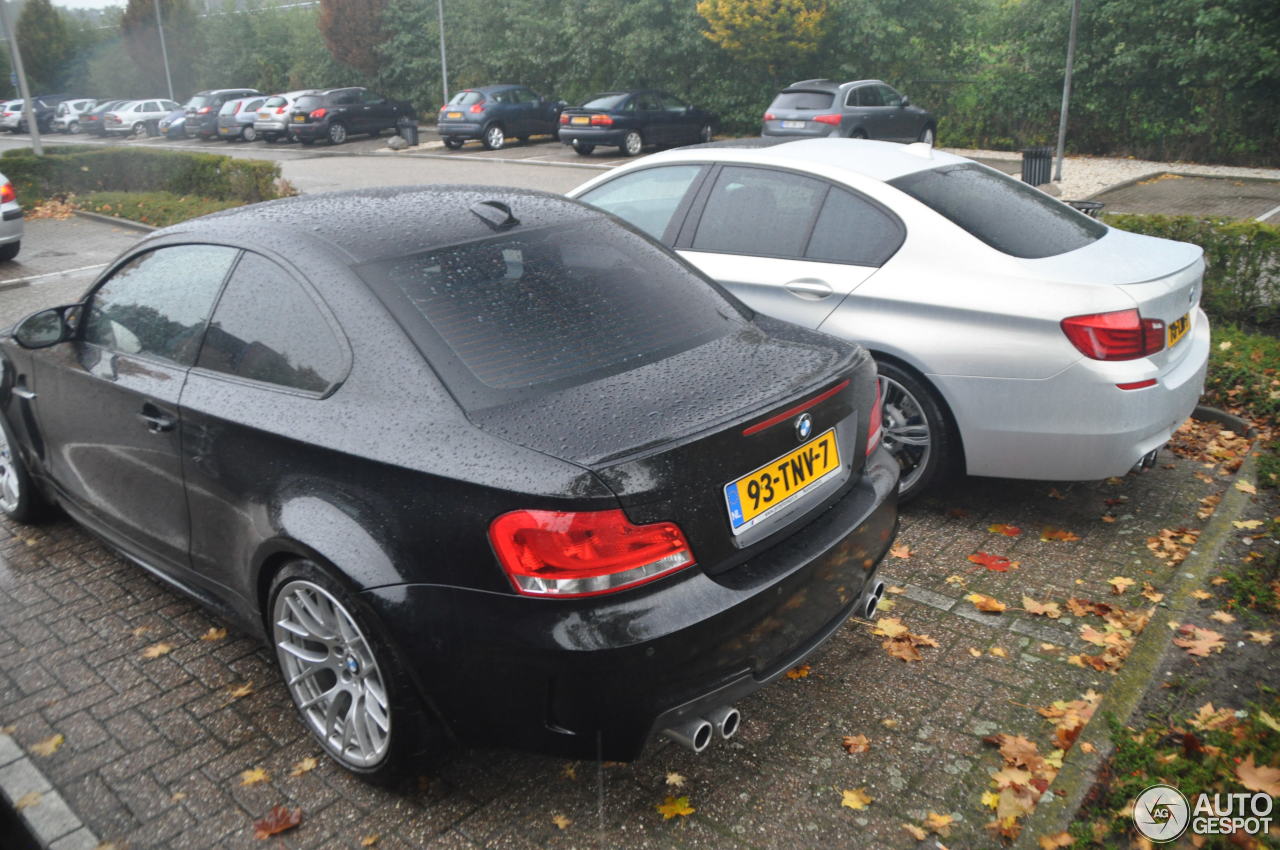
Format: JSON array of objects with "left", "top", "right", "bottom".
[
  {"left": 155, "top": 0, "right": 175, "bottom": 102},
  {"left": 1053, "top": 0, "right": 1080, "bottom": 182},
  {"left": 437, "top": 0, "right": 449, "bottom": 104},
  {"left": 0, "top": 0, "right": 41, "bottom": 155}
]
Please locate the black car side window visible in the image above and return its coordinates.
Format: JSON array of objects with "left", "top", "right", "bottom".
[
  {"left": 878, "top": 85, "right": 903, "bottom": 107},
  {"left": 82, "top": 244, "right": 239, "bottom": 365},
  {"left": 692, "top": 166, "right": 827, "bottom": 258},
  {"left": 196, "top": 253, "right": 345, "bottom": 394},
  {"left": 858, "top": 87, "right": 883, "bottom": 107},
  {"left": 805, "top": 187, "right": 904, "bottom": 266}
]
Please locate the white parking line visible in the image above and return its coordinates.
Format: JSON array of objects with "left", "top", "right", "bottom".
[
  {"left": 1257, "top": 203, "right": 1280, "bottom": 222},
  {"left": 0, "top": 263, "right": 107, "bottom": 288}
]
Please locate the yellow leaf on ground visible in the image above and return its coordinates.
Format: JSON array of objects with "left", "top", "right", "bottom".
[
  {"left": 966, "top": 593, "right": 1007, "bottom": 613},
  {"left": 1210, "top": 576, "right": 1229, "bottom": 585},
  {"left": 239, "top": 767, "right": 270, "bottom": 786},
  {"left": 890, "top": 544, "right": 912, "bottom": 559},
  {"left": 873, "top": 617, "right": 910, "bottom": 639},
  {"left": 142, "top": 642, "right": 175, "bottom": 659},
  {"left": 1209, "top": 610, "right": 1236, "bottom": 624},
  {"left": 1041, "top": 526, "right": 1080, "bottom": 542},
  {"left": 840, "top": 788, "right": 872, "bottom": 810},
  {"left": 551, "top": 814, "right": 572, "bottom": 831},
  {"left": 1235, "top": 479, "right": 1257, "bottom": 494},
  {"left": 1219, "top": 340, "right": 1233, "bottom": 350},
  {"left": 31, "top": 733, "right": 64, "bottom": 757},
  {"left": 1233, "top": 519, "right": 1263, "bottom": 530},
  {"left": 969, "top": 647, "right": 982, "bottom": 657},
  {"left": 902, "top": 823, "right": 927, "bottom": 840},
  {"left": 1080, "top": 741, "right": 1096, "bottom": 753},
  {"left": 1190, "top": 589, "right": 1213, "bottom": 600},
  {"left": 665, "top": 771, "right": 686, "bottom": 788},
  {"left": 886, "top": 585, "right": 906, "bottom": 594},
  {"left": 981, "top": 790, "right": 1000, "bottom": 808},
  {"left": 288, "top": 757, "right": 319, "bottom": 777},
  {"left": 199, "top": 627, "right": 227, "bottom": 641},
  {"left": 226, "top": 682, "right": 254, "bottom": 701},
  {"left": 1140, "top": 583, "right": 1164, "bottom": 604},
  {"left": 1236, "top": 753, "right": 1280, "bottom": 796},
  {"left": 1257, "top": 710, "right": 1280, "bottom": 733},
  {"left": 360, "top": 835, "right": 380, "bottom": 846},
  {"left": 989, "top": 647, "right": 1008, "bottom": 658},
  {"left": 657, "top": 795, "right": 695, "bottom": 819},
  {"left": 1040, "top": 643, "right": 1059, "bottom": 652},
  {"left": 15, "top": 791, "right": 41, "bottom": 810},
  {"left": 1247, "top": 631, "right": 1274, "bottom": 645},
  {"left": 1107, "top": 576, "right": 1135, "bottom": 594},
  {"left": 1038, "top": 832, "right": 1075, "bottom": 849},
  {"left": 945, "top": 574, "right": 967, "bottom": 586},
  {"left": 561, "top": 763, "right": 577, "bottom": 780},
  {"left": 924, "top": 811, "right": 954, "bottom": 836},
  {"left": 842, "top": 734, "right": 870, "bottom": 754},
  {"left": 1023, "top": 596, "right": 1062, "bottom": 619},
  {"left": 785, "top": 664, "right": 811, "bottom": 679}
]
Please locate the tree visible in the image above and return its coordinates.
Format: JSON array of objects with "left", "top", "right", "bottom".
[
  {"left": 317, "top": 0, "right": 388, "bottom": 77},
  {"left": 696, "top": 0, "right": 828, "bottom": 76},
  {"left": 16, "top": 0, "right": 73, "bottom": 93},
  {"left": 120, "top": 0, "right": 200, "bottom": 97}
]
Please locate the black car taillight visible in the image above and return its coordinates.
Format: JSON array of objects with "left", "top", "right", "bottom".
[
  {"left": 489, "top": 509, "right": 695, "bottom": 598},
  {"left": 1061, "top": 309, "right": 1165, "bottom": 360},
  {"left": 309, "top": 108, "right": 328, "bottom": 120}
]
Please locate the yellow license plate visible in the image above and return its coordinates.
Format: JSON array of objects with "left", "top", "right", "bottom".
[
  {"left": 446, "top": 111, "right": 462, "bottom": 119},
  {"left": 571, "top": 115, "right": 590, "bottom": 125},
  {"left": 293, "top": 115, "right": 305, "bottom": 122},
  {"left": 724, "top": 429, "right": 840, "bottom": 534},
  {"left": 1168, "top": 312, "right": 1190, "bottom": 348}
]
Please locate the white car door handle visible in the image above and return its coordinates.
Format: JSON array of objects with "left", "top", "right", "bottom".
[{"left": 784, "top": 279, "right": 833, "bottom": 300}]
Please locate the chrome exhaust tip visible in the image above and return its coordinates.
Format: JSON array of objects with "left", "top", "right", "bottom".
[
  {"left": 663, "top": 717, "right": 714, "bottom": 753},
  {"left": 705, "top": 705, "right": 741, "bottom": 740},
  {"left": 863, "top": 580, "right": 887, "bottom": 619}
]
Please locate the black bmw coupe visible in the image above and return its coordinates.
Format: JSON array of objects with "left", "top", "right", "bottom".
[{"left": 0, "top": 187, "right": 898, "bottom": 781}]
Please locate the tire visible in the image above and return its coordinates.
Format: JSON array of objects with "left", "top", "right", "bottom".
[
  {"left": 572, "top": 142, "right": 594, "bottom": 156},
  {"left": 0, "top": 240, "right": 18, "bottom": 262},
  {"left": 850, "top": 129, "right": 868, "bottom": 139},
  {"left": 269, "top": 560, "right": 440, "bottom": 784},
  {"left": 481, "top": 123, "right": 505, "bottom": 150},
  {"left": 443, "top": 137, "right": 463, "bottom": 150},
  {"left": 327, "top": 122, "right": 348, "bottom": 145},
  {"left": 621, "top": 130, "right": 643, "bottom": 156},
  {"left": 131, "top": 121, "right": 146, "bottom": 137},
  {"left": 0, "top": 415, "right": 47, "bottom": 523},
  {"left": 698, "top": 124, "right": 713, "bottom": 144},
  {"left": 241, "top": 125, "right": 256, "bottom": 142},
  {"left": 918, "top": 125, "right": 935, "bottom": 145},
  {"left": 67, "top": 121, "right": 79, "bottom": 135},
  {"left": 875, "top": 359, "right": 955, "bottom": 503}
]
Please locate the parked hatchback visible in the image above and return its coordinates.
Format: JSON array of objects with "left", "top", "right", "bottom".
[
  {"left": 290, "top": 87, "right": 415, "bottom": 145},
  {"left": 0, "top": 170, "right": 22, "bottom": 261},
  {"left": 558, "top": 90, "right": 715, "bottom": 156},
  {"left": 184, "top": 88, "right": 261, "bottom": 139},
  {"left": 763, "top": 79, "right": 935, "bottom": 145},
  {"left": 80, "top": 100, "right": 130, "bottom": 136},
  {"left": 436, "top": 85, "right": 564, "bottom": 150},
  {"left": 0, "top": 185, "right": 897, "bottom": 779},
  {"left": 570, "top": 139, "right": 1209, "bottom": 500},
  {"left": 216, "top": 97, "right": 267, "bottom": 141},
  {"left": 51, "top": 98, "right": 97, "bottom": 133},
  {"left": 254, "top": 90, "right": 318, "bottom": 142}
]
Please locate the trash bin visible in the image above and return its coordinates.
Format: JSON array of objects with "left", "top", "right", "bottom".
[
  {"left": 1065, "top": 199, "right": 1105, "bottom": 218},
  {"left": 397, "top": 117, "right": 419, "bottom": 146},
  {"left": 1021, "top": 146, "right": 1053, "bottom": 186}
]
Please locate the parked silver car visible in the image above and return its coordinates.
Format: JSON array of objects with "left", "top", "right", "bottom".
[
  {"left": 216, "top": 97, "right": 267, "bottom": 141},
  {"left": 570, "top": 139, "right": 1209, "bottom": 500},
  {"left": 253, "top": 90, "right": 318, "bottom": 142},
  {"left": 51, "top": 98, "right": 97, "bottom": 133},
  {"left": 0, "top": 170, "right": 23, "bottom": 261},
  {"left": 763, "top": 79, "right": 935, "bottom": 145},
  {"left": 103, "top": 99, "right": 180, "bottom": 136}
]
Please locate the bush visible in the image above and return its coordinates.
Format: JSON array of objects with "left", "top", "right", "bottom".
[
  {"left": 76, "top": 191, "right": 245, "bottom": 228},
  {"left": 1104, "top": 213, "right": 1280, "bottom": 332},
  {"left": 0, "top": 146, "right": 283, "bottom": 207}
]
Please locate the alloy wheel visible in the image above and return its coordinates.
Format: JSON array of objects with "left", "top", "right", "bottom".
[
  {"left": 329, "top": 123, "right": 347, "bottom": 145},
  {"left": 879, "top": 374, "right": 932, "bottom": 494},
  {"left": 483, "top": 125, "right": 505, "bottom": 150},
  {"left": 242, "top": 125, "right": 256, "bottom": 142},
  {"left": 273, "top": 579, "right": 391, "bottom": 768},
  {"left": 0, "top": 424, "right": 22, "bottom": 515},
  {"left": 622, "top": 131, "right": 642, "bottom": 156}
]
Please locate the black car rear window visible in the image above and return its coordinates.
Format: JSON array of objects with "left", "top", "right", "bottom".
[
  {"left": 185, "top": 96, "right": 213, "bottom": 110},
  {"left": 889, "top": 163, "right": 1106, "bottom": 259},
  {"left": 769, "top": 90, "right": 835, "bottom": 110},
  {"left": 581, "top": 94, "right": 628, "bottom": 111},
  {"left": 357, "top": 220, "right": 747, "bottom": 408},
  {"left": 294, "top": 96, "right": 323, "bottom": 111}
]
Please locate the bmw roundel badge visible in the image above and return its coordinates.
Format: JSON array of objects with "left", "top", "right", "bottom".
[{"left": 795, "top": 413, "right": 813, "bottom": 441}]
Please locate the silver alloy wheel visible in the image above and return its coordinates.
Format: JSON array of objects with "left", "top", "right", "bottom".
[
  {"left": 132, "top": 122, "right": 145, "bottom": 136},
  {"left": 484, "top": 125, "right": 504, "bottom": 149},
  {"left": 879, "top": 374, "right": 932, "bottom": 494},
  {"left": 329, "top": 122, "right": 347, "bottom": 144},
  {"left": 68, "top": 121, "right": 79, "bottom": 134},
  {"left": 623, "top": 131, "right": 642, "bottom": 156},
  {"left": 242, "top": 125, "right": 256, "bottom": 142},
  {"left": 0, "top": 423, "right": 21, "bottom": 514},
  {"left": 920, "top": 127, "right": 935, "bottom": 146},
  {"left": 273, "top": 579, "right": 391, "bottom": 768}
]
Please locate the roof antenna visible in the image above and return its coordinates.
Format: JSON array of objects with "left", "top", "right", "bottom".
[{"left": 470, "top": 200, "right": 520, "bottom": 231}]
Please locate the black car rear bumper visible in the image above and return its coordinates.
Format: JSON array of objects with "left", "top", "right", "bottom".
[
  {"left": 362, "top": 446, "right": 899, "bottom": 760},
  {"left": 557, "top": 127, "right": 629, "bottom": 147}
]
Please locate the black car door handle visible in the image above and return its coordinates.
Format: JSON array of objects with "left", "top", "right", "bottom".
[{"left": 138, "top": 404, "right": 176, "bottom": 433}]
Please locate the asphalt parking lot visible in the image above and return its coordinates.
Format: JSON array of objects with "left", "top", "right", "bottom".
[{"left": 0, "top": 211, "right": 1261, "bottom": 849}]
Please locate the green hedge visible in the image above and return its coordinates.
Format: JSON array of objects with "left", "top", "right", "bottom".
[
  {"left": 1103, "top": 213, "right": 1280, "bottom": 331},
  {"left": 0, "top": 146, "right": 283, "bottom": 207},
  {"left": 77, "top": 192, "right": 245, "bottom": 228}
]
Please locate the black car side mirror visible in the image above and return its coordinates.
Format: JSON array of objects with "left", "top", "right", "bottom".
[{"left": 14, "top": 306, "right": 76, "bottom": 349}]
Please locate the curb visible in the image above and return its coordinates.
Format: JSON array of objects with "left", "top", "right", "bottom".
[
  {"left": 0, "top": 732, "right": 99, "bottom": 850},
  {"left": 71, "top": 209, "right": 157, "bottom": 232},
  {"left": 1011, "top": 448, "right": 1259, "bottom": 848}
]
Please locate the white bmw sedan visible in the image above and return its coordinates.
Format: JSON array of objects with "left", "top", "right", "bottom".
[{"left": 568, "top": 138, "right": 1210, "bottom": 500}]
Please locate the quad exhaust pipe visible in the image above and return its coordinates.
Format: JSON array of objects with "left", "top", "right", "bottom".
[{"left": 663, "top": 705, "right": 742, "bottom": 752}]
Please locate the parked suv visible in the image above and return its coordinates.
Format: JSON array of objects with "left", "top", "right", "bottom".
[
  {"left": 184, "top": 88, "right": 261, "bottom": 139},
  {"left": 436, "top": 85, "right": 564, "bottom": 150},
  {"left": 51, "top": 98, "right": 97, "bottom": 133},
  {"left": 289, "top": 87, "right": 415, "bottom": 146},
  {"left": 762, "top": 79, "right": 935, "bottom": 145}
]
